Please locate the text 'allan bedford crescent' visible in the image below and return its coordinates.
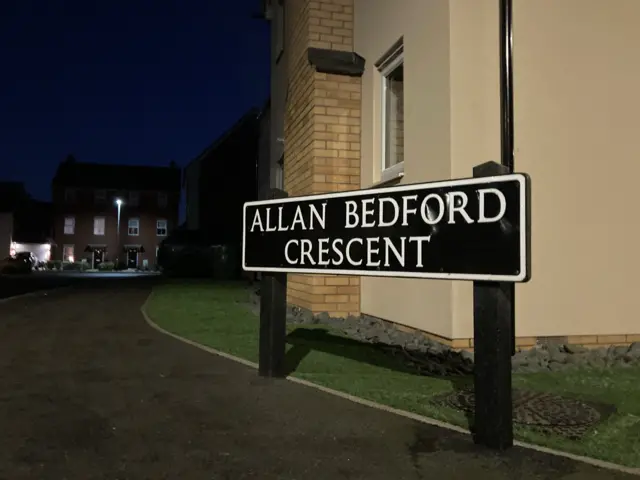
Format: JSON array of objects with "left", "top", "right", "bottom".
[{"left": 248, "top": 188, "right": 507, "bottom": 268}]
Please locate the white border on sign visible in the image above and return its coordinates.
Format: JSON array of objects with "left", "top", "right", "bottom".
[{"left": 242, "top": 173, "right": 529, "bottom": 282}]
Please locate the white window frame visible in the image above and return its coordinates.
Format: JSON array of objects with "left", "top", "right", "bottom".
[
  {"left": 157, "top": 192, "right": 168, "bottom": 207},
  {"left": 63, "top": 244, "right": 75, "bottom": 262},
  {"left": 156, "top": 219, "right": 168, "bottom": 237},
  {"left": 63, "top": 216, "right": 75, "bottom": 235},
  {"left": 379, "top": 42, "right": 405, "bottom": 183},
  {"left": 129, "top": 190, "right": 140, "bottom": 206},
  {"left": 93, "top": 216, "right": 106, "bottom": 236},
  {"left": 128, "top": 218, "right": 140, "bottom": 236},
  {"left": 95, "top": 189, "right": 107, "bottom": 203}
]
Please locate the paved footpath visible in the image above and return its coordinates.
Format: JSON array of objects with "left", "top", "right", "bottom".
[{"left": 0, "top": 282, "right": 636, "bottom": 480}]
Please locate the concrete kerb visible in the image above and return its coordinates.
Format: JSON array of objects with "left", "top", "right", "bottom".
[
  {"left": 0, "top": 286, "right": 73, "bottom": 305},
  {"left": 140, "top": 292, "right": 640, "bottom": 477}
]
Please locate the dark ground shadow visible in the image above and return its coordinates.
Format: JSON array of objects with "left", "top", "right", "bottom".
[
  {"left": 283, "top": 327, "right": 474, "bottom": 425},
  {"left": 282, "top": 328, "right": 617, "bottom": 441}
]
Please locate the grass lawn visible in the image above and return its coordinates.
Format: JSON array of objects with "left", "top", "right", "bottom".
[{"left": 145, "top": 280, "right": 640, "bottom": 468}]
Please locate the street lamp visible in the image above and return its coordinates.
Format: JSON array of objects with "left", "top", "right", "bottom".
[{"left": 115, "top": 198, "right": 123, "bottom": 266}]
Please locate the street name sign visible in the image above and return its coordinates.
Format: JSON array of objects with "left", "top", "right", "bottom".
[{"left": 242, "top": 174, "right": 530, "bottom": 282}]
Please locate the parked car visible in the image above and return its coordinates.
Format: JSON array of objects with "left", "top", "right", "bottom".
[{"left": 0, "top": 255, "right": 33, "bottom": 274}]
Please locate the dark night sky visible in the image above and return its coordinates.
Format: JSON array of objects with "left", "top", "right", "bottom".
[{"left": 0, "top": 0, "right": 270, "bottom": 207}]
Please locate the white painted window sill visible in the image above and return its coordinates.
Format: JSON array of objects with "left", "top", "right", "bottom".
[{"left": 371, "top": 169, "right": 405, "bottom": 189}]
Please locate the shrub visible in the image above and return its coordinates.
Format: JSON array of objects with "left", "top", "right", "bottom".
[
  {"left": 98, "top": 261, "right": 115, "bottom": 271},
  {"left": 48, "top": 260, "right": 62, "bottom": 270},
  {"left": 62, "top": 261, "right": 82, "bottom": 271}
]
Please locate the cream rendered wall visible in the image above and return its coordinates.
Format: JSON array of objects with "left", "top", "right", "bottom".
[
  {"left": 357, "top": 0, "right": 640, "bottom": 341},
  {"left": 355, "top": 0, "right": 454, "bottom": 338},
  {"left": 450, "top": 0, "right": 640, "bottom": 339},
  {"left": 448, "top": 0, "right": 500, "bottom": 339}
]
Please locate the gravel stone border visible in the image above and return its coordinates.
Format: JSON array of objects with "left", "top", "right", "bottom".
[{"left": 249, "top": 289, "right": 640, "bottom": 374}]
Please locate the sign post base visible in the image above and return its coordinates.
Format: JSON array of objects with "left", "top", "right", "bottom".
[
  {"left": 259, "top": 271, "right": 287, "bottom": 377},
  {"left": 473, "top": 281, "right": 513, "bottom": 449}
]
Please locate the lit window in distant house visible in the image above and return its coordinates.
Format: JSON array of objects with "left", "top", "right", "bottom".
[
  {"left": 65, "top": 188, "right": 76, "bottom": 202},
  {"left": 93, "top": 216, "right": 106, "bottom": 236},
  {"left": 156, "top": 219, "right": 168, "bottom": 236},
  {"left": 378, "top": 40, "right": 404, "bottom": 182},
  {"left": 63, "top": 216, "right": 75, "bottom": 235},
  {"left": 95, "top": 189, "right": 106, "bottom": 203},
  {"left": 158, "top": 192, "right": 168, "bottom": 208},
  {"left": 128, "top": 218, "right": 140, "bottom": 236},
  {"left": 63, "top": 244, "right": 74, "bottom": 263},
  {"left": 129, "top": 191, "right": 140, "bottom": 206}
]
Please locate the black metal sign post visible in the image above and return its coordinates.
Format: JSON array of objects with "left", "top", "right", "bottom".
[
  {"left": 472, "top": 161, "right": 516, "bottom": 450},
  {"left": 258, "top": 188, "right": 288, "bottom": 378},
  {"left": 258, "top": 269, "right": 287, "bottom": 377}
]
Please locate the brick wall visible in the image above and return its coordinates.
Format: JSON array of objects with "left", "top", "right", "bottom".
[{"left": 283, "top": 0, "right": 362, "bottom": 317}]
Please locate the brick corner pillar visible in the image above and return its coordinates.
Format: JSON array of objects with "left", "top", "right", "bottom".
[{"left": 283, "top": 0, "right": 362, "bottom": 318}]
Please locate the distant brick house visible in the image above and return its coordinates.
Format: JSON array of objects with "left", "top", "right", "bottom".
[{"left": 51, "top": 157, "right": 181, "bottom": 269}]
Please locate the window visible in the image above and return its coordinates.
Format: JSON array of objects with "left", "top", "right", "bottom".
[
  {"left": 158, "top": 192, "right": 168, "bottom": 208},
  {"left": 63, "top": 216, "right": 75, "bottom": 235},
  {"left": 274, "top": 0, "right": 285, "bottom": 63},
  {"left": 95, "top": 189, "right": 106, "bottom": 203},
  {"left": 378, "top": 40, "right": 404, "bottom": 181},
  {"left": 156, "top": 219, "right": 168, "bottom": 236},
  {"left": 129, "top": 191, "right": 140, "bottom": 206},
  {"left": 93, "top": 216, "right": 106, "bottom": 236},
  {"left": 65, "top": 188, "right": 76, "bottom": 203},
  {"left": 128, "top": 218, "right": 140, "bottom": 236},
  {"left": 63, "top": 244, "right": 74, "bottom": 263}
]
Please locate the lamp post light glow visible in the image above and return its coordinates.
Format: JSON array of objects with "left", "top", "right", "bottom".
[{"left": 115, "top": 198, "right": 123, "bottom": 266}]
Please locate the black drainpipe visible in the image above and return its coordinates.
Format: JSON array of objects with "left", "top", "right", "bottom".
[
  {"left": 500, "top": 0, "right": 514, "bottom": 173},
  {"left": 500, "top": 0, "right": 516, "bottom": 355}
]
